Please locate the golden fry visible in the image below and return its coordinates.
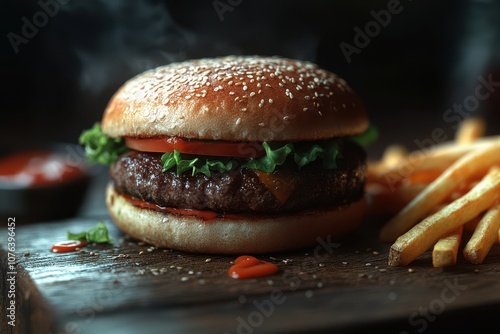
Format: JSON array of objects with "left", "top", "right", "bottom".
[
  {"left": 388, "top": 166, "right": 500, "bottom": 266},
  {"left": 372, "top": 136, "right": 500, "bottom": 186},
  {"left": 380, "top": 142, "right": 500, "bottom": 243},
  {"left": 463, "top": 203, "right": 500, "bottom": 264},
  {"left": 455, "top": 117, "right": 486, "bottom": 145},
  {"left": 366, "top": 183, "right": 426, "bottom": 216},
  {"left": 432, "top": 226, "right": 463, "bottom": 267},
  {"left": 382, "top": 144, "right": 408, "bottom": 168}
]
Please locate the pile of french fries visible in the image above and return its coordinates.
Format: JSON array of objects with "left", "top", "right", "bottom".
[{"left": 366, "top": 117, "right": 500, "bottom": 267}]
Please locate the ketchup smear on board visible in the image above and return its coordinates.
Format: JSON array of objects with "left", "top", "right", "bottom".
[
  {"left": 228, "top": 256, "right": 279, "bottom": 279},
  {"left": 51, "top": 240, "right": 88, "bottom": 253},
  {"left": 0, "top": 150, "right": 85, "bottom": 187}
]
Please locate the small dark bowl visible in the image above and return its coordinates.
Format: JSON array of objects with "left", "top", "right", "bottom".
[{"left": 0, "top": 143, "right": 95, "bottom": 223}]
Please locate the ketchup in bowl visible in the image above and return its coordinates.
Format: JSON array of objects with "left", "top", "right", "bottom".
[
  {"left": 0, "top": 150, "right": 86, "bottom": 187},
  {"left": 0, "top": 147, "right": 92, "bottom": 222}
]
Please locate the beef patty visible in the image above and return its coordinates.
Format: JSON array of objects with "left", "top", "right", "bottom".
[{"left": 109, "top": 141, "right": 367, "bottom": 213}]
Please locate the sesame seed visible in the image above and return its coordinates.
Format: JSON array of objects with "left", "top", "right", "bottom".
[
  {"left": 268, "top": 99, "right": 273, "bottom": 103},
  {"left": 259, "top": 123, "right": 265, "bottom": 127},
  {"left": 243, "top": 86, "right": 248, "bottom": 91},
  {"left": 205, "top": 258, "right": 212, "bottom": 263},
  {"left": 241, "top": 108, "right": 247, "bottom": 111},
  {"left": 229, "top": 91, "right": 235, "bottom": 95},
  {"left": 303, "top": 108, "right": 308, "bottom": 111},
  {"left": 249, "top": 92, "right": 255, "bottom": 97},
  {"left": 235, "top": 118, "right": 241, "bottom": 125},
  {"left": 304, "top": 96, "right": 310, "bottom": 100}
]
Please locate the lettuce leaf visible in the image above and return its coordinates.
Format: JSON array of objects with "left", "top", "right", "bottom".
[
  {"left": 161, "top": 150, "right": 234, "bottom": 177},
  {"left": 350, "top": 125, "right": 378, "bottom": 147},
  {"left": 161, "top": 140, "right": 342, "bottom": 176},
  {"left": 242, "top": 143, "right": 294, "bottom": 173},
  {"left": 67, "top": 221, "right": 113, "bottom": 243},
  {"left": 79, "top": 123, "right": 128, "bottom": 165}
]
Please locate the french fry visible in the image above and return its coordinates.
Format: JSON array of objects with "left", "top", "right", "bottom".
[
  {"left": 463, "top": 203, "right": 500, "bottom": 264},
  {"left": 405, "top": 169, "right": 443, "bottom": 185},
  {"left": 372, "top": 136, "right": 500, "bottom": 186},
  {"left": 366, "top": 183, "right": 426, "bottom": 216},
  {"left": 382, "top": 144, "right": 408, "bottom": 167},
  {"left": 455, "top": 117, "right": 486, "bottom": 145},
  {"left": 432, "top": 226, "right": 463, "bottom": 267},
  {"left": 367, "top": 145, "right": 409, "bottom": 183},
  {"left": 380, "top": 142, "right": 500, "bottom": 243},
  {"left": 388, "top": 166, "right": 500, "bottom": 266}
]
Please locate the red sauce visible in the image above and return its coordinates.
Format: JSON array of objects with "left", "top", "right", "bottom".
[
  {"left": 51, "top": 240, "right": 87, "bottom": 253},
  {"left": 228, "top": 255, "right": 279, "bottom": 279},
  {"left": 0, "top": 150, "right": 85, "bottom": 187},
  {"left": 122, "top": 192, "right": 243, "bottom": 222}
]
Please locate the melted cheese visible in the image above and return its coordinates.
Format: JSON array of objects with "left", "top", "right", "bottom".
[{"left": 254, "top": 170, "right": 296, "bottom": 205}]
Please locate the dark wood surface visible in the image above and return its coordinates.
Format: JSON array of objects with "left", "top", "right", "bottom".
[{"left": 2, "top": 200, "right": 500, "bottom": 334}]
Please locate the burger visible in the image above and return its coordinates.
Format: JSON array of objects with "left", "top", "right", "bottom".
[{"left": 80, "top": 55, "right": 371, "bottom": 254}]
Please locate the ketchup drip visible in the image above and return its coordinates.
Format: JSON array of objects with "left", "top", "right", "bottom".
[
  {"left": 122, "top": 192, "right": 244, "bottom": 222},
  {"left": 51, "top": 240, "right": 87, "bottom": 253},
  {"left": 228, "top": 255, "right": 279, "bottom": 279}
]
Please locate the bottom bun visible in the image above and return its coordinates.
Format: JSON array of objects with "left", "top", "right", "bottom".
[{"left": 106, "top": 183, "right": 366, "bottom": 254}]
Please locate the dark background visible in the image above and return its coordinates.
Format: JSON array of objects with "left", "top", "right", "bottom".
[{"left": 1, "top": 0, "right": 500, "bottom": 158}]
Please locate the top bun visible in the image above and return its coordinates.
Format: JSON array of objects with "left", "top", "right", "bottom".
[{"left": 102, "top": 56, "right": 368, "bottom": 142}]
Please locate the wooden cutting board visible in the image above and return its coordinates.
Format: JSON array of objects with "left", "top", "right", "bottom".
[{"left": 2, "top": 211, "right": 500, "bottom": 334}]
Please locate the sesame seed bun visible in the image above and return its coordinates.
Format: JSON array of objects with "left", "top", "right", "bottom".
[
  {"left": 106, "top": 183, "right": 367, "bottom": 254},
  {"left": 101, "top": 55, "right": 368, "bottom": 142}
]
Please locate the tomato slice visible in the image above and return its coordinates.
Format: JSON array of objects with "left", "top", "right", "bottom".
[
  {"left": 125, "top": 137, "right": 265, "bottom": 158},
  {"left": 51, "top": 240, "right": 88, "bottom": 253}
]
